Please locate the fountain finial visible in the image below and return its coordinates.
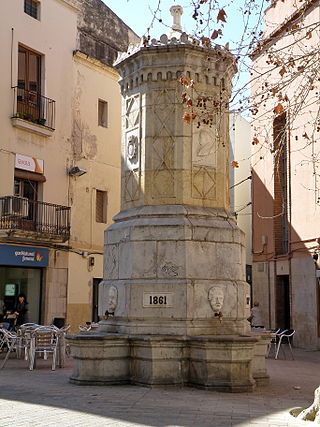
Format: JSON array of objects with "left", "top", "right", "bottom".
[{"left": 169, "top": 5, "right": 183, "bottom": 38}]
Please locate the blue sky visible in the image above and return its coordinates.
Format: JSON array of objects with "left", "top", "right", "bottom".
[{"left": 103, "top": 0, "right": 262, "bottom": 46}]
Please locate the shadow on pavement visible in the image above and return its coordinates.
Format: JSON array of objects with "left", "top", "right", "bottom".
[{"left": 0, "top": 348, "right": 319, "bottom": 426}]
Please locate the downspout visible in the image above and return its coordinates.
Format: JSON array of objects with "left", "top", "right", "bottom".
[
  {"left": 287, "top": 110, "right": 292, "bottom": 328},
  {"left": 11, "top": 28, "right": 14, "bottom": 88}
]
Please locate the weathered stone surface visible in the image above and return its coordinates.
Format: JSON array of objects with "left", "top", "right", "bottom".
[
  {"left": 67, "top": 333, "right": 258, "bottom": 391},
  {"left": 98, "top": 205, "right": 251, "bottom": 336},
  {"left": 68, "top": 333, "right": 130, "bottom": 385},
  {"left": 295, "top": 386, "right": 320, "bottom": 423},
  {"left": 250, "top": 331, "right": 271, "bottom": 385}
]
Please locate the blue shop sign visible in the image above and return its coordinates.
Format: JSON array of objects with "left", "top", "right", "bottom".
[{"left": 0, "top": 244, "right": 49, "bottom": 267}]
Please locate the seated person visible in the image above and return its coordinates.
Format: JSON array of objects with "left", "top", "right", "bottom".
[{"left": 0, "top": 310, "right": 11, "bottom": 330}]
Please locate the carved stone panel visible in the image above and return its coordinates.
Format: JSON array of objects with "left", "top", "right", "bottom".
[
  {"left": 124, "top": 169, "right": 141, "bottom": 202},
  {"left": 192, "top": 165, "right": 216, "bottom": 199},
  {"left": 192, "top": 127, "right": 217, "bottom": 167},
  {"left": 124, "top": 95, "right": 141, "bottom": 202},
  {"left": 151, "top": 89, "right": 177, "bottom": 198},
  {"left": 125, "top": 95, "right": 140, "bottom": 130},
  {"left": 125, "top": 129, "right": 140, "bottom": 171}
]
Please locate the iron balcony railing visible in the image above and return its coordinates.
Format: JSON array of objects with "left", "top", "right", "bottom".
[
  {"left": 12, "top": 86, "right": 56, "bottom": 130},
  {"left": 0, "top": 196, "right": 70, "bottom": 241}
]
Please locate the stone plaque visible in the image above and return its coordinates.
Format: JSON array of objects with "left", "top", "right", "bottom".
[{"left": 143, "top": 292, "right": 173, "bottom": 307}]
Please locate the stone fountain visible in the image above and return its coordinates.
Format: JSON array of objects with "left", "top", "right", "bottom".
[{"left": 67, "top": 5, "right": 263, "bottom": 392}]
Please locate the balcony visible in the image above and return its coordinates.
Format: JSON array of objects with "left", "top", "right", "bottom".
[
  {"left": 11, "top": 87, "right": 55, "bottom": 136},
  {"left": 0, "top": 197, "right": 70, "bottom": 243}
]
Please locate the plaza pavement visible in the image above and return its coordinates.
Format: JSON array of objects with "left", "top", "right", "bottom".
[{"left": 0, "top": 348, "right": 319, "bottom": 427}]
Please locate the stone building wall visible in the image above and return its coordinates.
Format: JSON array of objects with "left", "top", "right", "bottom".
[{"left": 78, "top": 0, "right": 139, "bottom": 67}]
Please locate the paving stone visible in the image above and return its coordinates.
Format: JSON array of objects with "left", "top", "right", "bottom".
[{"left": 0, "top": 349, "right": 319, "bottom": 426}]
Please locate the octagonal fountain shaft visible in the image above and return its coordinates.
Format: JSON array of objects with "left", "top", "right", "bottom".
[{"left": 67, "top": 6, "right": 260, "bottom": 392}]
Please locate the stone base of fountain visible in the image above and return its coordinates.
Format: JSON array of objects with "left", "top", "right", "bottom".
[{"left": 67, "top": 332, "right": 262, "bottom": 392}]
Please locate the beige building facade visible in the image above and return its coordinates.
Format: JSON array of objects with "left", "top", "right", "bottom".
[
  {"left": 230, "top": 113, "right": 252, "bottom": 287},
  {"left": 0, "top": 0, "right": 138, "bottom": 330},
  {"left": 251, "top": 0, "right": 320, "bottom": 348}
]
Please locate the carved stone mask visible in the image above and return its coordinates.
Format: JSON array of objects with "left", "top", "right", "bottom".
[
  {"left": 108, "top": 285, "right": 118, "bottom": 312},
  {"left": 208, "top": 287, "right": 224, "bottom": 313}
]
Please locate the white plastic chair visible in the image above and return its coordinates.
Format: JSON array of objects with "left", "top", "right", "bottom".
[
  {"left": 0, "top": 329, "right": 7, "bottom": 352},
  {"left": 29, "top": 326, "right": 58, "bottom": 370},
  {"left": 55, "top": 325, "right": 70, "bottom": 367},
  {"left": 275, "top": 329, "right": 295, "bottom": 360},
  {"left": 16, "top": 324, "right": 39, "bottom": 359},
  {"left": 0, "top": 329, "right": 22, "bottom": 369},
  {"left": 266, "top": 328, "right": 285, "bottom": 358},
  {"left": 78, "top": 323, "right": 99, "bottom": 332}
]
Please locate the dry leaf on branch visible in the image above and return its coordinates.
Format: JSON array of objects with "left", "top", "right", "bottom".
[
  {"left": 217, "top": 9, "right": 227, "bottom": 23},
  {"left": 211, "top": 29, "right": 223, "bottom": 40},
  {"left": 279, "top": 66, "right": 287, "bottom": 76},
  {"left": 201, "top": 36, "right": 211, "bottom": 46},
  {"left": 273, "top": 103, "right": 284, "bottom": 115},
  {"left": 252, "top": 137, "right": 259, "bottom": 145},
  {"left": 302, "top": 132, "right": 310, "bottom": 139},
  {"left": 179, "top": 77, "right": 194, "bottom": 88},
  {"left": 182, "top": 112, "right": 196, "bottom": 124}
]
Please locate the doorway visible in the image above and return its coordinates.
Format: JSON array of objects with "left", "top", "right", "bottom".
[
  {"left": 92, "top": 278, "right": 102, "bottom": 322},
  {"left": 275, "top": 275, "right": 290, "bottom": 329}
]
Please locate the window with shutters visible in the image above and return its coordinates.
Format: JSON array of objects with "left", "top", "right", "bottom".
[{"left": 96, "top": 190, "right": 108, "bottom": 223}]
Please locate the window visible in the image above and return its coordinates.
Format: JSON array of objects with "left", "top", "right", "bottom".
[
  {"left": 14, "top": 178, "right": 38, "bottom": 201},
  {"left": 98, "top": 100, "right": 108, "bottom": 128},
  {"left": 96, "top": 190, "right": 108, "bottom": 223},
  {"left": 95, "top": 42, "right": 106, "bottom": 61},
  {"left": 24, "top": 0, "right": 39, "bottom": 20},
  {"left": 17, "top": 45, "right": 42, "bottom": 123},
  {"left": 14, "top": 177, "right": 38, "bottom": 222},
  {"left": 18, "top": 45, "right": 41, "bottom": 93}
]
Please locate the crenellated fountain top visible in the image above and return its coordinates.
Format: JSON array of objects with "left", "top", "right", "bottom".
[{"left": 114, "top": 4, "right": 232, "bottom": 66}]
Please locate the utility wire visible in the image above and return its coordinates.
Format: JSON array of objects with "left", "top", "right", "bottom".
[{"left": 229, "top": 175, "right": 252, "bottom": 189}]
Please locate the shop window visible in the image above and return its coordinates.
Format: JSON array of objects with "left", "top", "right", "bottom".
[
  {"left": 24, "top": 0, "right": 40, "bottom": 20},
  {"left": 96, "top": 190, "right": 108, "bottom": 223},
  {"left": 98, "top": 100, "right": 108, "bottom": 128},
  {"left": 0, "top": 267, "right": 42, "bottom": 324}
]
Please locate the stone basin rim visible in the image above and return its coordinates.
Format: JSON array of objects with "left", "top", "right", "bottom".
[{"left": 66, "top": 333, "right": 258, "bottom": 343}]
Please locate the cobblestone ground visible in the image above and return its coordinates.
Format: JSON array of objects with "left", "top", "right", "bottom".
[{"left": 0, "top": 348, "right": 319, "bottom": 426}]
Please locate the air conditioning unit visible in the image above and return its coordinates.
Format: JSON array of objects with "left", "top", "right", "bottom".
[{"left": 1, "top": 197, "right": 29, "bottom": 217}]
